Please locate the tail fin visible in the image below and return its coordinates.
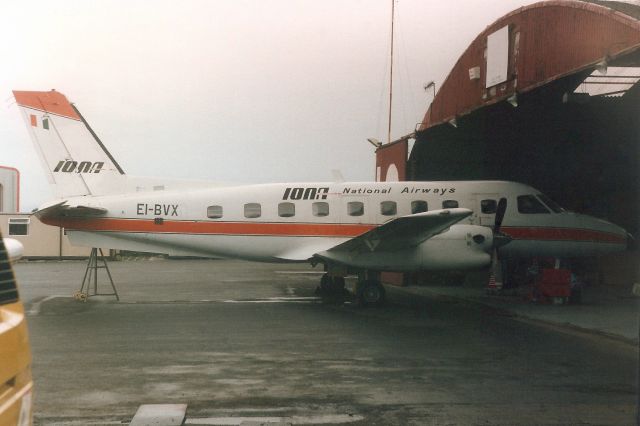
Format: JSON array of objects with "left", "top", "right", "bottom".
[{"left": 13, "top": 90, "right": 126, "bottom": 198}]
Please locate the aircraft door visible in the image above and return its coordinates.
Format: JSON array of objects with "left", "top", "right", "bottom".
[{"left": 473, "top": 194, "right": 500, "bottom": 227}]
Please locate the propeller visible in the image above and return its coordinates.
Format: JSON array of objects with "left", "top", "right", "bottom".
[
  {"left": 488, "top": 198, "right": 512, "bottom": 293},
  {"left": 493, "top": 197, "right": 512, "bottom": 248}
]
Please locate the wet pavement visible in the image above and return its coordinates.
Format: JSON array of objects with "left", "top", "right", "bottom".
[{"left": 12, "top": 259, "right": 638, "bottom": 425}]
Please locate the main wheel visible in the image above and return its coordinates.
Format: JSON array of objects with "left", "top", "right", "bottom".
[
  {"left": 357, "top": 280, "right": 386, "bottom": 307},
  {"left": 319, "top": 274, "right": 332, "bottom": 293},
  {"left": 317, "top": 274, "right": 348, "bottom": 303}
]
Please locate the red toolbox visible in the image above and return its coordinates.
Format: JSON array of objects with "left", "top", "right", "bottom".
[{"left": 533, "top": 268, "right": 571, "bottom": 303}]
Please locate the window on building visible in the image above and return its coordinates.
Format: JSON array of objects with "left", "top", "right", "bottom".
[
  {"left": 207, "top": 205, "right": 223, "bottom": 219},
  {"left": 380, "top": 201, "right": 397, "bottom": 216},
  {"left": 442, "top": 200, "right": 459, "bottom": 209},
  {"left": 411, "top": 200, "right": 428, "bottom": 214},
  {"left": 347, "top": 201, "right": 364, "bottom": 216},
  {"left": 278, "top": 202, "right": 295, "bottom": 218},
  {"left": 517, "top": 195, "right": 550, "bottom": 214},
  {"left": 8, "top": 218, "right": 29, "bottom": 236},
  {"left": 313, "top": 202, "right": 329, "bottom": 217},
  {"left": 481, "top": 199, "right": 497, "bottom": 214},
  {"left": 244, "top": 203, "right": 262, "bottom": 218}
]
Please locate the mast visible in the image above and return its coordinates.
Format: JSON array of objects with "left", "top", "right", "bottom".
[{"left": 387, "top": 0, "right": 395, "bottom": 144}]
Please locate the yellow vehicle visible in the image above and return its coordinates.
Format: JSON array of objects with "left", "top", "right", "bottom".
[{"left": 0, "top": 234, "right": 32, "bottom": 426}]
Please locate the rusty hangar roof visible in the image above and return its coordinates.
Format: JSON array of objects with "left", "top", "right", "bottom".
[{"left": 419, "top": 0, "right": 640, "bottom": 130}]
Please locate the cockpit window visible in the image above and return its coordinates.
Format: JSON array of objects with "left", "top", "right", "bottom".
[
  {"left": 517, "top": 195, "right": 550, "bottom": 214},
  {"left": 536, "top": 194, "right": 564, "bottom": 213}
]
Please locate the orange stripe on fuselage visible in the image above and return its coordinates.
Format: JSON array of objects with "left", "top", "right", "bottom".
[
  {"left": 501, "top": 226, "right": 626, "bottom": 244},
  {"left": 42, "top": 217, "right": 626, "bottom": 245},
  {"left": 43, "top": 216, "right": 375, "bottom": 237}
]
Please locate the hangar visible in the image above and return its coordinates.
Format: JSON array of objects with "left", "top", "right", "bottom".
[{"left": 377, "top": 0, "right": 639, "bottom": 286}]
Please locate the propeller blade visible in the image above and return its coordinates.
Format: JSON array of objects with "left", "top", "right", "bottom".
[
  {"left": 494, "top": 197, "right": 507, "bottom": 234},
  {"left": 487, "top": 198, "right": 509, "bottom": 294},
  {"left": 494, "top": 233, "right": 513, "bottom": 248}
]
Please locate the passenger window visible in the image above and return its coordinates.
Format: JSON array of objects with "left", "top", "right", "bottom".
[
  {"left": 411, "top": 200, "right": 428, "bottom": 214},
  {"left": 207, "top": 205, "right": 223, "bottom": 219},
  {"left": 313, "top": 202, "right": 329, "bottom": 217},
  {"left": 481, "top": 199, "right": 497, "bottom": 214},
  {"left": 244, "top": 203, "right": 262, "bottom": 218},
  {"left": 380, "top": 201, "right": 397, "bottom": 216},
  {"left": 517, "top": 195, "right": 550, "bottom": 214},
  {"left": 347, "top": 201, "right": 364, "bottom": 216},
  {"left": 442, "top": 200, "right": 459, "bottom": 209},
  {"left": 278, "top": 202, "right": 295, "bottom": 218}
]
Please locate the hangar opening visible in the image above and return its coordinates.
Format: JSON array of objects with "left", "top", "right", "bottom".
[{"left": 378, "top": 0, "right": 640, "bottom": 288}]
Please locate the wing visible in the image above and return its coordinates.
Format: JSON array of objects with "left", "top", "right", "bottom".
[{"left": 314, "top": 208, "right": 472, "bottom": 260}]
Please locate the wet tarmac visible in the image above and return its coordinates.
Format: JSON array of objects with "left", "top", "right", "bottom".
[{"left": 13, "top": 259, "right": 638, "bottom": 425}]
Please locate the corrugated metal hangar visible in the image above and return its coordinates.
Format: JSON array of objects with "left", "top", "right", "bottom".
[{"left": 377, "top": 0, "right": 639, "bottom": 287}]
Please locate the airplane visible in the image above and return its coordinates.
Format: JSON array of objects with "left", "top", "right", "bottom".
[{"left": 12, "top": 90, "right": 630, "bottom": 305}]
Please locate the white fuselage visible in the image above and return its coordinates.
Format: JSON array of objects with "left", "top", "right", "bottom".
[{"left": 42, "top": 180, "right": 628, "bottom": 270}]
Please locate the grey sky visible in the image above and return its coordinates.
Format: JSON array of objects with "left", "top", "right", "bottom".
[{"left": 0, "top": 0, "right": 537, "bottom": 211}]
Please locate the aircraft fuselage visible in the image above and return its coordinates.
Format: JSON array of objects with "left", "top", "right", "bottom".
[{"left": 40, "top": 180, "right": 629, "bottom": 270}]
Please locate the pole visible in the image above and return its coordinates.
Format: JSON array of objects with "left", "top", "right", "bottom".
[{"left": 387, "top": 0, "right": 395, "bottom": 144}]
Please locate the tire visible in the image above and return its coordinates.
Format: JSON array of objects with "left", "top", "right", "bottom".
[
  {"left": 332, "top": 276, "right": 346, "bottom": 290},
  {"left": 357, "top": 280, "right": 386, "bottom": 307},
  {"left": 320, "top": 274, "right": 332, "bottom": 292}
]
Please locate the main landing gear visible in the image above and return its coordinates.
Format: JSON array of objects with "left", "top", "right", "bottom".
[
  {"left": 315, "top": 272, "right": 386, "bottom": 307},
  {"left": 315, "top": 274, "right": 348, "bottom": 302},
  {"left": 356, "top": 278, "right": 386, "bottom": 307}
]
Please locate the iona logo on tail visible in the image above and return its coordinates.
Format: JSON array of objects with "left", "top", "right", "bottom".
[{"left": 53, "top": 160, "right": 104, "bottom": 174}]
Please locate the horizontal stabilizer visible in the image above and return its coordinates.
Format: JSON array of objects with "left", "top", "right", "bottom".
[{"left": 34, "top": 200, "right": 107, "bottom": 220}]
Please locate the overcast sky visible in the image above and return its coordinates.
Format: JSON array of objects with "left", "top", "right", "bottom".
[{"left": 0, "top": 0, "right": 538, "bottom": 211}]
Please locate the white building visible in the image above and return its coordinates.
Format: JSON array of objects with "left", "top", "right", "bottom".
[{"left": 0, "top": 166, "right": 19, "bottom": 213}]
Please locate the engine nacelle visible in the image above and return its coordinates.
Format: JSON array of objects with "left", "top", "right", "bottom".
[
  {"left": 339, "top": 224, "right": 493, "bottom": 272},
  {"left": 418, "top": 224, "right": 493, "bottom": 271}
]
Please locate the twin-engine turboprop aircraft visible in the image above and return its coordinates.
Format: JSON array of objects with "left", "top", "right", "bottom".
[{"left": 13, "top": 90, "right": 630, "bottom": 305}]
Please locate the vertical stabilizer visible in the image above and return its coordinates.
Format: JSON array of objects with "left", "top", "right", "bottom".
[{"left": 13, "top": 90, "right": 125, "bottom": 198}]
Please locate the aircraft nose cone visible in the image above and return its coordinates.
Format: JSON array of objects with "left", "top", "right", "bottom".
[
  {"left": 590, "top": 217, "right": 629, "bottom": 249},
  {"left": 625, "top": 232, "right": 635, "bottom": 250}
]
